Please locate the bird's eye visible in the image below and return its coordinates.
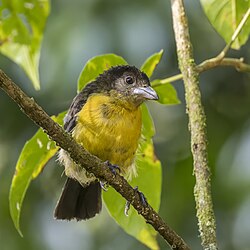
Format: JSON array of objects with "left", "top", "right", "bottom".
[{"left": 125, "top": 76, "right": 134, "bottom": 84}]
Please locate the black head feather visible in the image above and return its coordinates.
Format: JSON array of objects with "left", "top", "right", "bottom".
[
  {"left": 63, "top": 65, "right": 155, "bottom": 132},
  {"left": 95, "top": 65, "right": 150, "bottom": 89}
]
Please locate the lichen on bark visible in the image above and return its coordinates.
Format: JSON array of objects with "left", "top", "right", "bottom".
[{"left": 171, "top": 0, "right": 218, "bottom": 249}]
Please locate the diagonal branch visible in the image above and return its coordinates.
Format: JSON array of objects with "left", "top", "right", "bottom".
[
  {"left": 171, "top": 0, "right": 218, "bottom": 250},
  {"left": 0, "top": 69, "right": 190, "bottom": 250}
]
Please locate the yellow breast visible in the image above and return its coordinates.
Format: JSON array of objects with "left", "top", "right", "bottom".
[{"left": 72, "top": 94, "right": 142, "bottom": 174}]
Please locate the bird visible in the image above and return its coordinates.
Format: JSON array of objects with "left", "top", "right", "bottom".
[{"left": 54, "top": 65, "right": 159, "bottom": 221}]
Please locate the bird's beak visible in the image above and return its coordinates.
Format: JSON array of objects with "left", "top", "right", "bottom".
[{"left": 133, "top": 86, "right": 159, "bottom": 100}]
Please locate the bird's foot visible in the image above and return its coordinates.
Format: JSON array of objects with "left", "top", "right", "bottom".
[
  {"left": 125, "top": 186, "right": 147, "bottom": 216},
  {"left": 100, "top": 181, "right": 108, "bottom": 191},
  {"left": 104, "top": 161, "right": 120, "bottom": 175}
]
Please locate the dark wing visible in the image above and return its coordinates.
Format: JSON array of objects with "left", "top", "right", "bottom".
[
  {"left": 63, "top": 81, "right": 106, "bottom": 132},
  {"left": 64, "top": 91, "right": 87, "bottom": 132}
]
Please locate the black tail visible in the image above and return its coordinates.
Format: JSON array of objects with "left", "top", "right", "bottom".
[{"left": 54, "top": 178, "right": 102, "bottom": 220}]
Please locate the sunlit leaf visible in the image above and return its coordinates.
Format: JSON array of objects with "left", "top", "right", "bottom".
[
  {"left": 103, "top": 104, "right": 161, "bottom": 250},
  {"left": 152, "top": 80, "right": 180, "bottom": 105},
  {"left": 9, "top": 112, "right": 65, "bottom": 236},
  {"left": 78, "top": 54, "right": 127, "bottom": 92},
  {"left": 141, "top": 50, "right": 180, "bottom": 106},
  {"left": 201, "top": 0, "right": 250, "bottom": 49},
  {"left": 141, "top": 50, "right": 164, "bottom": 78},
  {"left": 0, "top": 0, "right": 50, "bottom": 89}
]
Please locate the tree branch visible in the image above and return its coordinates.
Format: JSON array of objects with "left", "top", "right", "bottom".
[
  {"left": 152, "top": 57, "right": 250, "bottom": 87},
  {"left": 0, "top": 69, "right": 190, "bottom": 250},
  {"left": 171, "top": 1, "right": 218, "bottom": 250},
  {"left": 197, "top": 57, "right": 250, "bottom": 73},
  {"left": 152, "top": 8, "right": 250, "bottom": 88}
]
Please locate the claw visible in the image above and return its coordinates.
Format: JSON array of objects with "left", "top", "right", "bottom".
[
  {"left": 100, "top": 181, "right": 108, "bottom": 191},
  {"left": 105, "top": 160, "right": 120, "bottom": 175},
  {"left": 125, "top": 201, "right": 130, "bottom": 216},
  {"left": 135, "top": 186, "right": 147, "bottom": 207},
  {"left": 124, "top": 186, "right": 148, "bottom": 216}
]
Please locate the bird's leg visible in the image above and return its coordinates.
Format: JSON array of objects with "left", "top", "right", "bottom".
[
  {"left": 100, "top": 161, "right": 121, "bottom": 191},
  {"left": 136, "top": 187, "right": 148, "bottom": 206},
  {"left": 125, "top": 186, "right": 148, "bottom": 216},
  {"left": 104, "top": 160, "right": 120, "bottom": 175}
]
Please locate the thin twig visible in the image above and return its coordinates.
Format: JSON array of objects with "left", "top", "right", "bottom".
[
  {"left": 152, "top": 8, "right": 250, "bottom": 88},
  {"left": 217, "top": 7, "right": 250, "bottom": 60},
  {"left": 152, "top": 57, "right": 250, "bottom": 87},
  {"left": 171, "top": 0, "right": 218, "bottom": 249},
  {"left": 0, "top": 69, "right": 191, "bottom": 250},
  {"left": 197, "top": 57, "right": 250, "bottom": 73}
]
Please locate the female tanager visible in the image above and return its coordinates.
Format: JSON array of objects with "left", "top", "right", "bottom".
[{"left": 54, "top": 65, "right": 158, "bottom": 220}]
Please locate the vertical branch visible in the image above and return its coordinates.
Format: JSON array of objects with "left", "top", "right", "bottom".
[{"left": 170, "top": 1, "right": 218, "bottom": 250}]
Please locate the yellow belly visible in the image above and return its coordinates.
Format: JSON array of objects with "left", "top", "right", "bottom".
[{"left": 72, "top": 94, "right": 142, "bottom": 175}]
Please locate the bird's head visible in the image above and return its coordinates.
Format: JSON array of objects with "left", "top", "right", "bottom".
[{"left": 96, "top": 65, "right": 159, "bottom": 107}]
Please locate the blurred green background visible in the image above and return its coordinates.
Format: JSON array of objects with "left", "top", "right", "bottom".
[{"left": 1, "top": 0, "right": 250, "bottom": 249}]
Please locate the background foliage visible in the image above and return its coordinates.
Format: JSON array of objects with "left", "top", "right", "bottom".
[
  {"left": 0, "top": 0, "right": 49, "bottom": 89},
  {"left": 0, "top": 0, "right": 250, "bottom": 250}
]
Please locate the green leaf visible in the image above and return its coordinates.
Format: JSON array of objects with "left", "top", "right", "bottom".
[
  {"left": 141, "top": 103, "right": 155, "bottom": 137},
  {"left": 200, "top": 0, "right": 250, "bottom": 49},
  {"left": 152, "top": 80, "right": 180, "bottom": 105},
  {"left": 0, "top": 0, "right": 50, "bottom": 89},
  {"left": 9, "top": 112, "right": 65, "bottom": 236},
  {"left": 140, "top": 50, "right": 180, "bottom": 105},
  {"left": 140, "top": 50, "right": 163, "bottom": 78},
  {"left": 78, "top": 54, "right": 127, "bottom": 92},
  {"left": 103, "top": 104, "right": 161, "bottom": 250}
]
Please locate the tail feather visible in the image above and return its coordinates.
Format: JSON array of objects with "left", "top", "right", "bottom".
[{"left": 54, "top": 178, "right": 102, "bottom": 220}]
